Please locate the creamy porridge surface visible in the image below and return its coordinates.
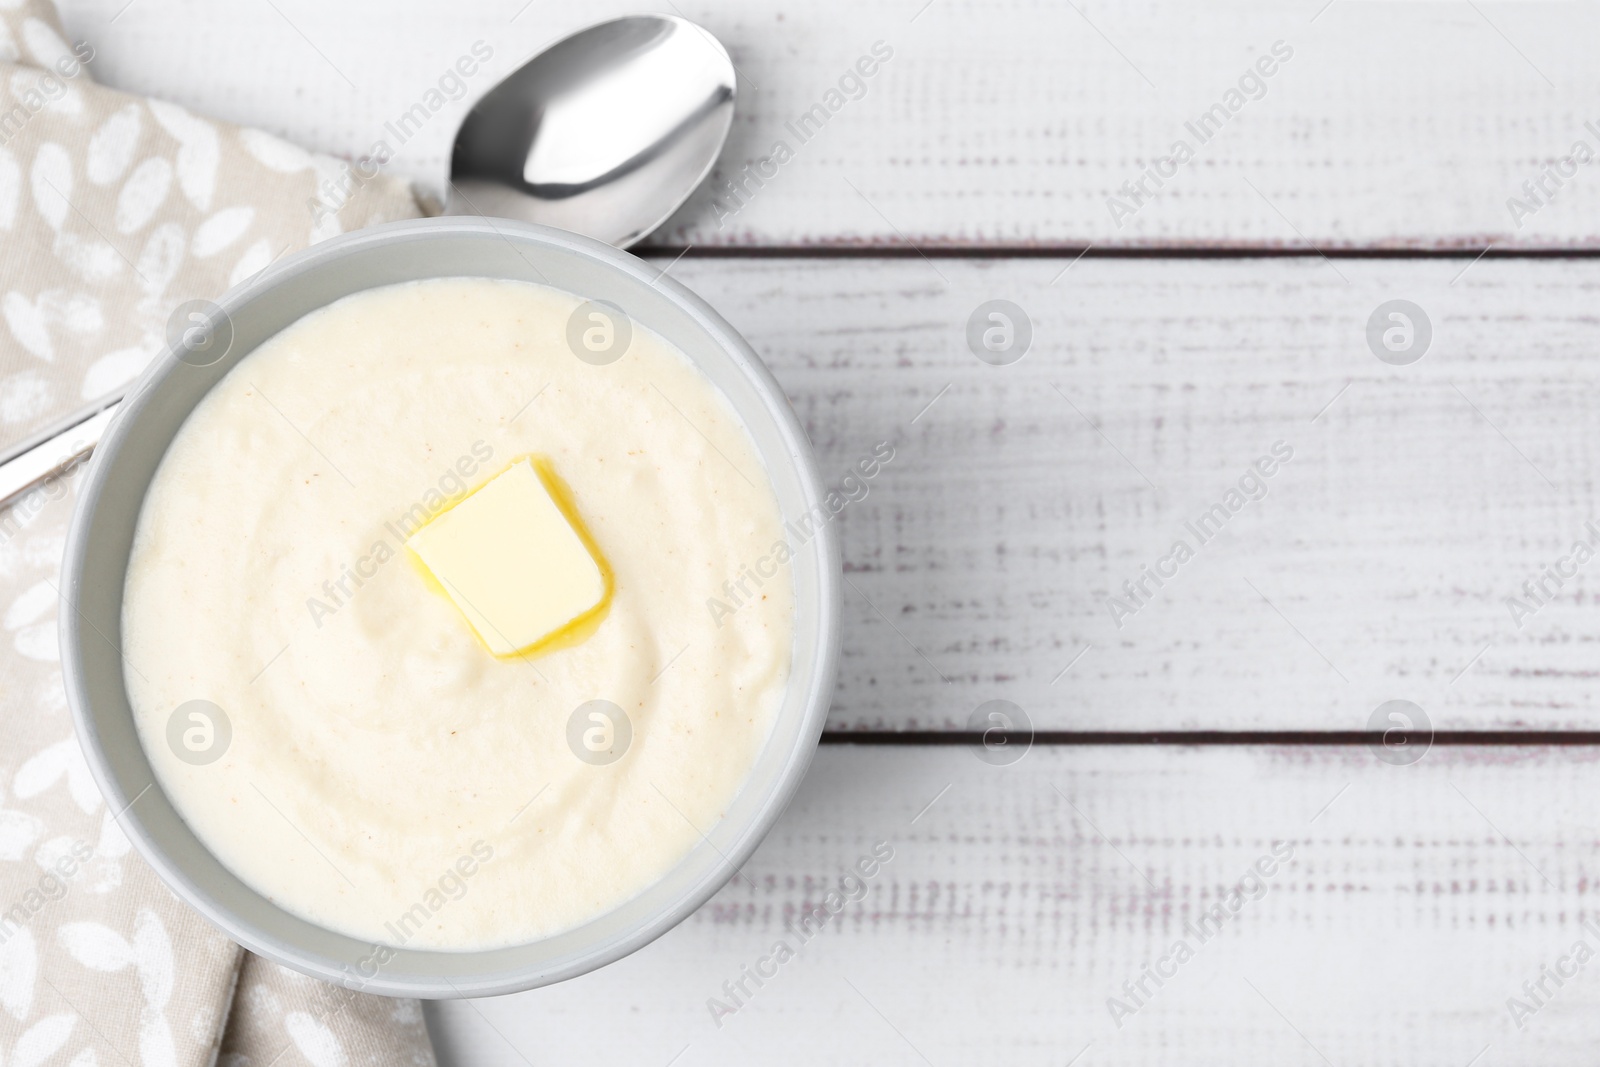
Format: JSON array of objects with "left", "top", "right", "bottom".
[{"left": 121, "top": 277, "right": 793, "bottom": 950}]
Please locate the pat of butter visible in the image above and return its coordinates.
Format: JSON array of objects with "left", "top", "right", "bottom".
[{"left": 406, "top": 458, "right": 606, "bottom": 656}]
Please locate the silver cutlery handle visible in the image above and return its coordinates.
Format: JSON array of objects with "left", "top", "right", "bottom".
[{"left": 0, "top": 399, "right": 123, "bottom": 513}]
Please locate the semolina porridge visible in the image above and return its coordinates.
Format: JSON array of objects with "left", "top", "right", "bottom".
[{"left": 120, "top": 277, "right": 794, "bottom": 951}]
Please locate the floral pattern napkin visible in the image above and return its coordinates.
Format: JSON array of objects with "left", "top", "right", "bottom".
[{"left": 0, "top": 1, "right": 439, "bottom": 1063}]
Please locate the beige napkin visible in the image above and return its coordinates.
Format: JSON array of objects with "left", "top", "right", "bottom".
[{"left": 0, "top": 2, "right": 439, "bottom": 1063}]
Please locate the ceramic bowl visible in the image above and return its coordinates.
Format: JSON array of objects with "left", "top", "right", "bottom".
[{"left": 60, "top": 216, "right": 840, "bottom": 998}]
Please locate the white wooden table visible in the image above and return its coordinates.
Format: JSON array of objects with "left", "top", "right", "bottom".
[{"left": 57, "top": 0, "right": 1600, "bottom": 1063}]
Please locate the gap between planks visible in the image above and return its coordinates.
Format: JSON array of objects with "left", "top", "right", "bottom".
[
  {"left": 820, "top": 731, "right": 1600, "bottom": 745},
  {"left": 638, "top": 246, "right": 1600, "bottom": 259}
]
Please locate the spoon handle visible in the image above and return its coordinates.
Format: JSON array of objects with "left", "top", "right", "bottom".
[{"left": 0, "top": 396, "right": 123, "bottom": 514}]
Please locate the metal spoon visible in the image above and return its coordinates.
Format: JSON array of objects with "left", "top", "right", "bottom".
[
  {"left": 449, "top": 14, "right": 735, "bottom": 247},
  {"left": 0, "top": 14, "right": 736, "bottom": 512}
]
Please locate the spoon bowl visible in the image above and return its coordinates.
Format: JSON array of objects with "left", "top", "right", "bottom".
[{"left": 448, "top": 15, "right": 736, "bottom": 248}]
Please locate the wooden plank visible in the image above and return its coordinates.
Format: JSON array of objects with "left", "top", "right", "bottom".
[
  {"left": 427, "top": 743, "right": 1600, "bottom": 1066},
  {"left": 663, "top": 255, "right": 1600, "bottom": 732},
  {"left": 57, "top": 0, "right": 1600, "bottom": 249}
]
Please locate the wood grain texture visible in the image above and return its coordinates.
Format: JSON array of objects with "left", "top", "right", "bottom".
[
  {"left": 663, "top": 255, "right": 1600, "bottom": 732},
  {"left": 427, "top": 743, "right": 1600, "bottom": 1066},
  {"left": 56, "top": 0, "right": 1600, "bottom": 249}
]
